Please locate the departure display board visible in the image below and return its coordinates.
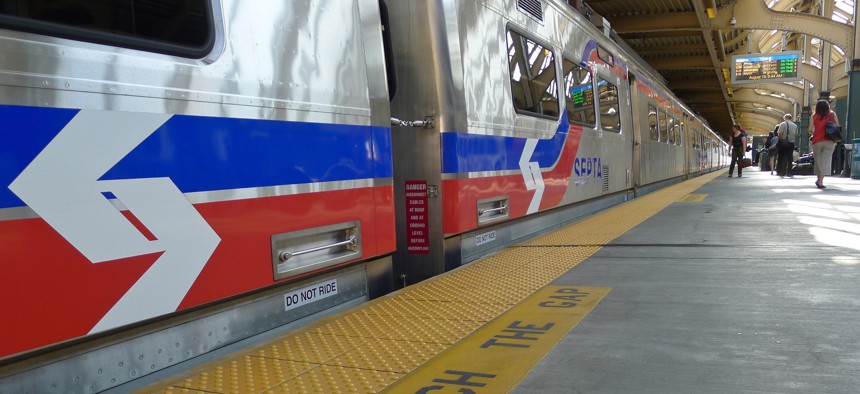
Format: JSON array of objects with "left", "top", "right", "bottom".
[
  {"left": 731, "top": 51, "right": 802, "bottom": 85},
  {"left": 569, "top": 84, "right": 594, "bottom": 108}
]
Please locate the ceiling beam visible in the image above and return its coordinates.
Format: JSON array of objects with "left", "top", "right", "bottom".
[
  {"left": 630, "top": 43, "right": 708, "bottom": 53},
  {"left": 618, "top": 31, "right": 703, "bottom": 39},
  {"left": 648, "top": 56, "right": 716, "bottom": 69},
  {"left": 709, "top": 0, "right": 853, "bottom": 59},
  {"left": 724, "top": 30, "right": 752, "bottom": 48},
  {"left": 728, "top": 89, "right": 793, "bottom": 113},
  {"left": 690, "top": 0, "right": 735, "bottom": 127},
  {"left": 668, "top": 79, "right": 723, "bottom": 90},
  {"left": 683, "top": 91, "right": 736, "bottom": 103},
  {"left": 738, "top": 112, "right": 784, "bottom": 126},
  {"left": 611, "top": 12, "right": 701, "bottom": 34},
  {"left": 732, "top": 83, "right": 803, "bottom": 102}
]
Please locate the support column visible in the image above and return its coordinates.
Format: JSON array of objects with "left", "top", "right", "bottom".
[
  {"left": 800, "top": 106, "right": 811, "bottom": 154},
  {"left": 845, "top": 70, "right": 860, "bottom": 177},
  {"left": 842, "top": 0, "right": 860, "bottom": 176},
  {"left": 820, "top": 0, "right": 834, "bottom": 94}
]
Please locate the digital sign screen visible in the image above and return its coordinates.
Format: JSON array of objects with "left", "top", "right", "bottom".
[
  {"left": 569, "top": 84, "right": 594, "bottom": 108},
  {"left": 597, "top": 80, "right": 618, "bottom": 104},
  {"left": 731, "top": 51, "right": 802, "bottom": 85}
]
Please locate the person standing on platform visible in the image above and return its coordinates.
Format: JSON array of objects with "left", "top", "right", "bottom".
[
  {"left": 728, "top": 124, "right": 746, "bottom": 178},
  {"left": 766, "top": 127, "right": 778, "bottom": 175},
  {"left": 809, "top": 100, "right": 839, "bottom": 189},
  {"left": 775, "top": 114, "right": 798, "bottom": 178}
]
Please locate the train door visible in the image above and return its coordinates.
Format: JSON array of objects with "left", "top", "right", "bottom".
[
  {"left": 592, "top": 47, "right": 632, "bottom": 194},
  {"left": 628, "top": 74, "right": 643, "bottom": 187},
  {"left": 617, "top": 68, "right": 635, "bottom": 192},
  {"left": 683, "top": 113, "right": 690, "bottom": 178}
]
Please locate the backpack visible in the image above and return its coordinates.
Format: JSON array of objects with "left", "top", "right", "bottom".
[{"left": 768, "top": 135, "right": 778, "bottom": 151}]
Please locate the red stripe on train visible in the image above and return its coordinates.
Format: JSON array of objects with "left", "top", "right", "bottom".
[
  {"left": 0, "top": 186, "right": 394, "bottom": 357},
  {"left": 442, "top": 124, "right": 583, "bottom": 234}
]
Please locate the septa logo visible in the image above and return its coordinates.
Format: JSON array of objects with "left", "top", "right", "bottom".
[
  {"left": 9, "top": 109, "right": 221, "bottom": 334},
  {"left": 574, "top": 157, "right": 603, "bottom": 178}
]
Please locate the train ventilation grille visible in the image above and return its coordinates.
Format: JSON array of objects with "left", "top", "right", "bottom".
[
  {"left": 602, "top": 165, "right": 610, "bottom": 192},
  {"left": 517, "top": 0, "right": 544, "bottom": 23}
]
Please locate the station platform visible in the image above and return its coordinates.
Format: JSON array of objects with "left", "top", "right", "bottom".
[{"left": 132, "top": 168, "right": 860, "bottom": 393}]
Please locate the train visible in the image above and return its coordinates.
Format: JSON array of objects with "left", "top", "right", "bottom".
[{"left": 0, "top": 0, "right": 729, "bottom": 391}]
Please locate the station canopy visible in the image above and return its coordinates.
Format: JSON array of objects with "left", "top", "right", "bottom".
[{"left": 582, "top": 0, "right": 854, "bottom": 138}]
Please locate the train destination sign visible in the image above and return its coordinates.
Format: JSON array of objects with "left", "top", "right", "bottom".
[{"left": 731, "top": 51, "right": 802, "bottom": 85}]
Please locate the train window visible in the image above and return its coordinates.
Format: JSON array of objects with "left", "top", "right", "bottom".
[
  {"left": 657, "top": 109, "right": 666, "bottom": 142},
  {"left": 675, "top": 122, "right": 682, "bottom": 146},
  {"left": 597, "top": 79, "right": 619, "bottom": 132},
  {"left": 597, "top": 45, "right": 614, "bottom": 66},
  {"left": 379, "top": 0, "right": 396, "bottom": 101},
  {"left": 667, "top": 117, "right": 675, "bottom": 144},
  {"left": 648, "top": 105, "right": 659, "bottom": 141},
  {"left": 562, "top": 59, "right": 595, "bottom": 126},
  {"left": 663, "top": 111, "right": 671, "bottom": 143},
  {"left": 0, "top": 0, "right": 214, "bottom": 58},
  {"left": 506, "top": 29, "right": 559, "bottom": 118}
]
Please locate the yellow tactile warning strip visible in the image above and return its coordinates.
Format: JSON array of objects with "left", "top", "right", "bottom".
[
  {"left": 677, "top": 193, "right": 708, "bottom": 202},
  {"left": 139, "top": 171, "right": 722, "bottom": 394},
  {"left": 383, "top": 286, "right": 611, "bottom": 393}
]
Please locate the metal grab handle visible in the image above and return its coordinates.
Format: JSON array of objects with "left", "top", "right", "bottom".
[
  {"left": 390, "top": 117, "right": 435, "bottom": 129},
  {"left": 279, "top": 235, "right": 357, "bottom": 262},
  {"left": 478, "top": 205, "right": 508, "bottom": 216}
]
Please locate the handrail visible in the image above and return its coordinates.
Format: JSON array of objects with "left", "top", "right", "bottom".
[{"left": 278, "top": 235, "right": 357, "bottom": 262}]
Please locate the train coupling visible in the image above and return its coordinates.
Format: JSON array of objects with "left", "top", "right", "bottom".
[{"left": 390, "top": 117, "right": 435, "bottom": 129}]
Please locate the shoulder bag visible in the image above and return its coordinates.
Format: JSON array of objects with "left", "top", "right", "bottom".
[{"left": 824, "top": 113, "right": 843, "bottom": 143}]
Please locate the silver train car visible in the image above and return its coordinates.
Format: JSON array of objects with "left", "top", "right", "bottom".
[
  {"left": 387, "top": 0, "right": 729, "bottom": 283},
  {"left": 0, "top": 0, "right": 728, "bottom": 391}
]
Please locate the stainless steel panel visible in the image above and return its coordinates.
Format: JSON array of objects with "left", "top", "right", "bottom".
[
  {"left": 0, "top": 0, "right": 379, "bottom": 125},
  {"left": 365, "top": 256, "right": 395, "bottom": 299},
  {"left": 358, "top": 0, "right": 393, "bottom": 127},
  {"left": 388, "top": 0, "right": 452, "bottom": 286}
]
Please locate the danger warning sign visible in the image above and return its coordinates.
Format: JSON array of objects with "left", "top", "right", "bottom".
[{"left": 405, "top": 180, "right": 429, "bottom": 254}]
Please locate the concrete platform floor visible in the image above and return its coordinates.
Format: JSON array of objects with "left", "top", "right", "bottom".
[{"left": 514, "top": 169, "right": 860, "bottom": 393}]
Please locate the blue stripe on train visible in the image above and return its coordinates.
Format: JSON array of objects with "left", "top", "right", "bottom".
[
  {"left": 0, "top": 105, "right": 392, "bottom": 209},
  {"left": 441, "top": 112, "right": 569, "bottom": 174}
]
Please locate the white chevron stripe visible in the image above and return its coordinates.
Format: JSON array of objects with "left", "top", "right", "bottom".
[{"left": 519, "top": 138, "right": 545, "bottom": 214}]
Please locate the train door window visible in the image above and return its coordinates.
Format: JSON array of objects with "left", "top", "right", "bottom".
[
  {"left": 562, "top": 59, "right": 595, "bottom": 126},
  {"left": 597, "top": 79, "right": 619, "bottom": 132},
  {"left": 596, "top": 45, "right": 614, "bottom": 66},
  {"left": 666, "top": 117, "right": 675, "bottom": 144},
  {"left": 657, "top": 109, "right": 667, "bottom": 142},
  {"left": 662, "top": 110, "right": 672, "bottom": 143},
  {"left": 0, "top": 0, "right": 215, "bottom": 58},
  {"left": 675, "top": 121, "right": 682, "bottom": 146},
  {"left": 380, "top": 0, "right": 396, "bottom": 100},
  {"left": 648, "top": 105, "right": 659, "bottom": 141},
  {"left": 506, "top": 29, "right": 559, "bottom": 118}
]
